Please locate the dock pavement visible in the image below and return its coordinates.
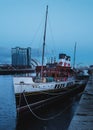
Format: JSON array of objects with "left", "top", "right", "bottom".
[{"left": 68, "top": 74, "right": 93, "bottom": 130}]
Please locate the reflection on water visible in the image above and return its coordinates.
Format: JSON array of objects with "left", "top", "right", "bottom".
[{"left": 0, "top": 75, "right": 81, "bottom": 130}]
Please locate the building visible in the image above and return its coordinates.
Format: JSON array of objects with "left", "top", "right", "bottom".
[{"left": 11, "top": 47, "right": 31, "bottom": 68}]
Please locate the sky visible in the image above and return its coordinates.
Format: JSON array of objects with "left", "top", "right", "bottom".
[{"left": 0, "top": 0, "right": 93, "bottom": 66}]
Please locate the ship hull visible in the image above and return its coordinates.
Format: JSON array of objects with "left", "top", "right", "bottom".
[{"left": 15, "top": 83, "right": 86, "bottom": 113}]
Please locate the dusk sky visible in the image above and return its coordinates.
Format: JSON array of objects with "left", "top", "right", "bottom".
[{"left": 0, "top": 0, "right": 93, "bottom": 66}]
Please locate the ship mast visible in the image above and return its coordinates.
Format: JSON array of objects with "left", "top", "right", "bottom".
[
  {"left": 41, "top": 5, "right": 48, "bottom": 78},
  {"left": 73, "top": 42, "right": 77, "bottom": 69}
]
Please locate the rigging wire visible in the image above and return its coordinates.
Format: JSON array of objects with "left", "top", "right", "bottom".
[
  {"left": 31, "top": 17, "right": 44, "bottom": 46},
  {"left": 47, "top": 15, "right": 58, "bottom": 58},
  {"left": 23, "top": 91, "right": 75, "bottom": 121}
]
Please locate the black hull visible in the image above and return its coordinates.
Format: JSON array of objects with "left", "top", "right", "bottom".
[{"left": 15, "top": 83, "right": 86, "bottom": 114}]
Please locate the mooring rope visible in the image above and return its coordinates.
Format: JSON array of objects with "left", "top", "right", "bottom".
[
  {"left": 37, "top": 86, "right": 77, "bottom": 96},
  {"left": 23, "top": 91, "right": 74, "bottom": 121},
  {"left": 22, "top": 85, "right": 78, "bottom": 97},
  {"left": 17, "top": 84, "right": 22, "bottom": 117},
  {"left": 37, "top": 90, "right": 66, "bottom": 96}
]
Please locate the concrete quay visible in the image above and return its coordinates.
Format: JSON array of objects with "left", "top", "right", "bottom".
[{"left": 68, "top": 75, "right": 93, "bottom": 130}]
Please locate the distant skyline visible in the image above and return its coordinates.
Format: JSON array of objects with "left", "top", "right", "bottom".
[{"left": 0, "top": 0, "right": 93, "bottom": 66}]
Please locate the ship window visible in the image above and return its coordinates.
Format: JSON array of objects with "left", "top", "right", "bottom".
[
  {"left": 20, "top": 81, "right": 24, "bottom": 84},
  {"left": 58, "top": 84, "right": 60, "bottom": 88},
  {"left": 55, "top": 84, "right": 57, "bottom": 88}
]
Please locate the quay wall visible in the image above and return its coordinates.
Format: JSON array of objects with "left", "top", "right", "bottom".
[{"left": 68, "top": 74, "right": 93, "bottom": 130}]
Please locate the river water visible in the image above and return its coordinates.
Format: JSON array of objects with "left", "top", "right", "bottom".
[{"left": 0, "top": 75, "right": 82, "bottom": 130}]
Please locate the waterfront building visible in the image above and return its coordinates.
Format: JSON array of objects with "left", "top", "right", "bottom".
[{"left": 11, "top": 47, "right": 31, "bottom": 68}]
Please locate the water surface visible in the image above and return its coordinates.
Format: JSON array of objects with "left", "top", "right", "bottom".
[{"left": 0, "top": 75, "right": 81, "bottom": 130}]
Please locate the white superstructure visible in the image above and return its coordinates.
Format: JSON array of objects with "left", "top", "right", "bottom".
[{"left": 13, "top": 76, "right": 75, "bottom": 94}]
